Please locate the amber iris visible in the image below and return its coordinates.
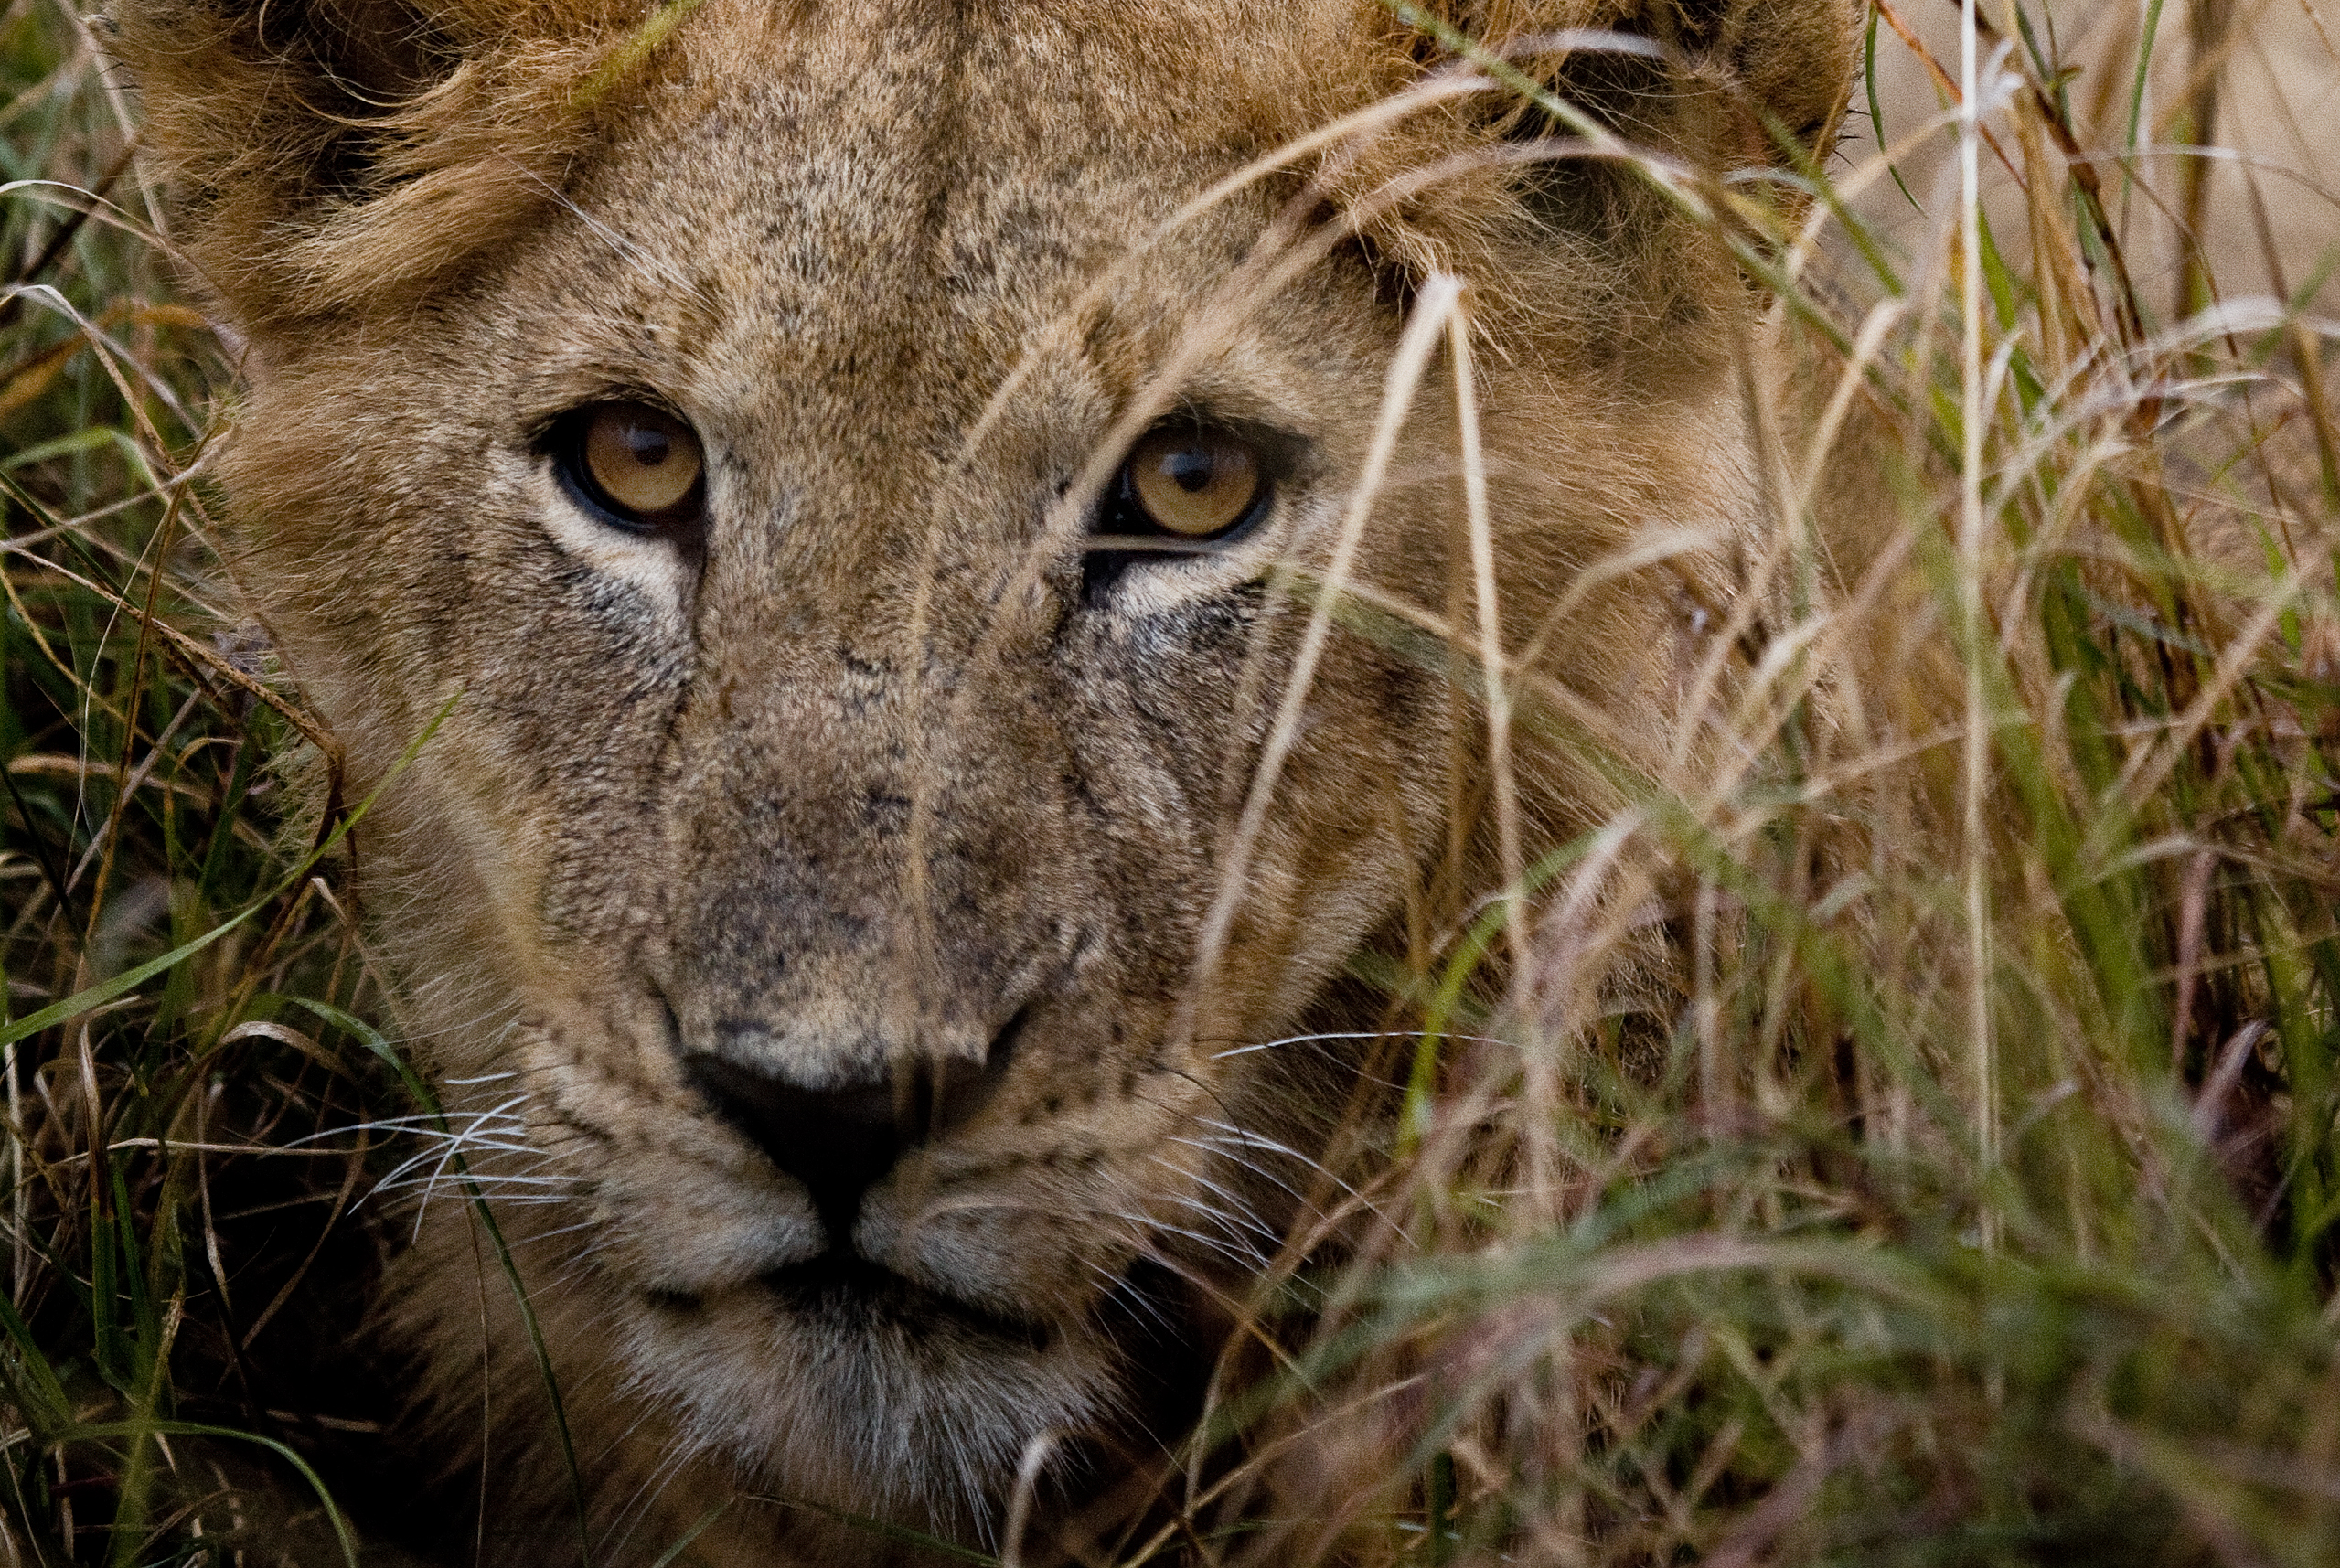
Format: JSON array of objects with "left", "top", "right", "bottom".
[
  {"left": 577, "top": 402, "right": 702, "bottom": 526},
  {"left": 1122, "top": 427, "right": 1263, "bottom": 539}
]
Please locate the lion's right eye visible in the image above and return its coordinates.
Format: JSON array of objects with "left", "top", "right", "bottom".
[{"left": 552, "top": 401, "right": 706, "bottom": 536}]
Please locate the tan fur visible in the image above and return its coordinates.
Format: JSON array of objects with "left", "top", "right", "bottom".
[{"left": 108, "top": 0, "right": 1857, "bottom": 1560}]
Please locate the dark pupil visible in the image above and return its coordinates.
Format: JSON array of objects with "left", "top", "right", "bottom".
[
  {"left": 1161, "top": 447, "right": 1213, "bottom": 493},
  {"left": 625, "top": 424, "right": 671, "bottom": 467}
]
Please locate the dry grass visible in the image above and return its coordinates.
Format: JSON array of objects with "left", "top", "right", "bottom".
[{"left": 4, "top": 0, "right": 2339, "bottom": 1563}]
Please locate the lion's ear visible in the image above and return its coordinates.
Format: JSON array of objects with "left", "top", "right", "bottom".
[
  {"left": 104, "top": 1, "right": 636, "bottom": 330},
  {"left": 1679, "top": 0, "right": 1865, "bottom": 164},
  {"left": 1412, "top": 0, "right": 1860, "bottom": 168},
  {"left": 1361, "top": 0, "right": 1856, "bottom": 352}
]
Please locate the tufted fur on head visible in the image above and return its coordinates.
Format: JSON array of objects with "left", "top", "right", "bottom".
[
  {"left": 119, "top": 0, "right": 1854, "bottom": 334},
  {"left": 110, "top": 0, "right": 1858, "bottom": 1562}
]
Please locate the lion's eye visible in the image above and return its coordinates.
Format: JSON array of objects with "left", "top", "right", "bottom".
[
  {"left": 554, "top": 401, "right": 705, "bottom": 533},
  {"left": 1117, "top": 426, "right": 1266, "bottom": 541}
]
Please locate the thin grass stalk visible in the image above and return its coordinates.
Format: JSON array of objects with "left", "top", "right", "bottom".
[{"left": 1959, "top": 0, "right": 2001, "bottom": 1244}]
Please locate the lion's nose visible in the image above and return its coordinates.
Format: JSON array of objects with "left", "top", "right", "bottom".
[{"left": 684, "top": 1037, "right": 1011, "bottom": 1243}]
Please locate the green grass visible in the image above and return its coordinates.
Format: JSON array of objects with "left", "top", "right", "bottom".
[
  {"left": 5, "top": 0, "right": 2340, "bottom": 1563},
  {"left": 1, "top": 9, "right": 406, "bottom": 1562}
]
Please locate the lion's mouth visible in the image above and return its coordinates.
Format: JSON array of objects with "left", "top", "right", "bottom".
[{"left": 755, "top": 1253, "right": 1052, "bottom": 1351}]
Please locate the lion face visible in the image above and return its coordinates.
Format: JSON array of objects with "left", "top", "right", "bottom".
[
  {"left": 465, "top": 31, "right": 1434, "bottom": 1511},
  {"left": 287, "top": 15, "right": 1445, "bottom": 1522},
  {"left": 111, "top": 0, "right": 1854, "bottom": 1552}
]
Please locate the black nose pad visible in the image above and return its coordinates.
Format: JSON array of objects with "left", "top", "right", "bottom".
[
  {"left": 685, "top": 1015, "right": 1023, "bottom": 1244},
  {"left": 688, "top": 1056, "right": 899, "bottom": 1240}
]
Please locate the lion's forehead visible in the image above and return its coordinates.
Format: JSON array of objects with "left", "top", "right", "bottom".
[
  {"left": 654, "top": 0, "right": 1372, "bottom": 164},
  {"left": 523, "top": 4, "right": 1364, "bottom": 370}
]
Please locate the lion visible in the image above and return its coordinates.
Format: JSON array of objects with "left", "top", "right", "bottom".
[{"left": 105, "top": 0, "right": 1860, "bottom": 1561}]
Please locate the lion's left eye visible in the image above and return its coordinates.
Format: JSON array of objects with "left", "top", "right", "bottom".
[
  {"left": 552, "top": 401, "right": 705, "bottom": 535},
  {"left": 1109, "top": 425, "right": 1269, "bottom": 543}
]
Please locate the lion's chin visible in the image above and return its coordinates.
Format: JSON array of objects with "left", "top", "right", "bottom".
[{"left": 614, "top": 1253, "right": 1121, "bottom": 1533}]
